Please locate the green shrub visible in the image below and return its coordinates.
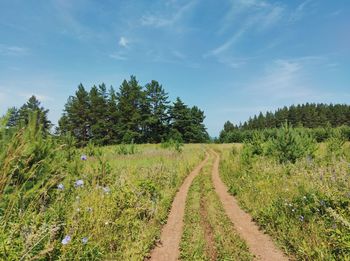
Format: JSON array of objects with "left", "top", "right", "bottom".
[
  {"left": 271, "top": 123, "right": 317, "bottom": 163},
  {"left": 326, "top": 129, "right": 345, "bottom": 160}
]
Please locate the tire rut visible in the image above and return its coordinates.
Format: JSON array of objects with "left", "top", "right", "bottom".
[
  {"left": 149, "top": 152, "right": 209, "bottom": 261},
  {"left": 211, "top": 150, "right": 288, "bottom": 261}
]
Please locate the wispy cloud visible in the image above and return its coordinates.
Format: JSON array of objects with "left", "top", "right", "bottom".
[
  {"left": 289, "top": 0, "right": 314, "bottom": 23},
  {"left": 140, "top": 0, "right": 197, "bottom": 28},
  {"left": 206, "top": 0, "right": 285, "bottom": 60},
  {"left": 118, "top": 36, "right": 129, "bottom": 47},
  {"left": 0, "top": 44, "right": 29, "bottom": 56},
  {"left": 18, "top": 92, "right": 53, "bottom": 102},
  {"left": 109, "top": 52, "right": 127, "bottom": 61},
  {"left": 53, "top": 0, "right": 106, "bottom": 40},
  {"left": 246, "top": 57, "right": 327, "bottom": 101}
]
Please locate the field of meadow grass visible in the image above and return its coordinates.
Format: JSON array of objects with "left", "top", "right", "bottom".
[
  {"left": 0, "top": 119, "right": 206, "bottom": 260},
  {"left": 218, "top": 137, "right": 350, "bottom": 260}
]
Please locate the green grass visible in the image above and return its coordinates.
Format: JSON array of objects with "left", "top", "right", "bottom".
[
  {"left": 219, "top": 143, "right": 350, "bottom": 260},
  {"left": 180, "top": 154, "right": 252, "bottom": 261},
  {"left": 0, "top": 127, "right": 205, "bottom": 261}
]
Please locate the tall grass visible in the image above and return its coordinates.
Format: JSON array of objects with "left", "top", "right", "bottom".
[
  {"left": 219, "top": 131, "right": 350, "bottom": 260},
  {"left": 0, "top": 115, "right": 205, "bottom": 260}
]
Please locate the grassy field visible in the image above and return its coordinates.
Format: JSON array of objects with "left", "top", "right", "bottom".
[
  {"left": 218, "top": 142, "right": 350, "bottom": 260},
  {"left": 0, "top": 129, "right": 205, "bottom": 260},
  {"left": 2, "top": 120, "right": 350, "bottom": 260}
]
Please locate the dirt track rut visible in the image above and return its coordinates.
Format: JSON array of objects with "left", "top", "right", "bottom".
[
  {"left": 149, "top": 153, "right": 209, "bottom": 261},
  {"left": 211, "top": 150, "right": 288, "bottom": 261}
]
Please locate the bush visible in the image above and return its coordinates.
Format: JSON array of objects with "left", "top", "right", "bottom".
[
  {"left": 326, "top": 129, "right": 345, "bottom": 160},
  {"left": 161, "top": 139, "right": 183, "bottom": 153},
  {"left": 271, "top": 123, "right": 317, "bottom": 163}
]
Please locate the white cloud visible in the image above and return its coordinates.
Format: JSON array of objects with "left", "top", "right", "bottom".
[
  {"left": 0, "top": 44, "right": 29, "bottom": 56},
  {"left": 328, "top": 10, "right": 342, "bottom": 17},
  {"left": 206, "top": 1, "right": 285, "bottom": 60},
  {"left": 140, "top": 0, "right": 197, "bottom": 28},
  {"left": 119, "top": 36, "right": 129, "bottom": 47},
  {"left": 18, "top": 92, "right": 52, "bottom": 102},
  {"left": 109, "top": 52, "right": 127, "bottom": 60},
  {"left": 172, "top": 50, "right": 186, "bottom": 60},
  {"left": 245, "top": 58, "right": 327, "bottom": 101},
  {"left": 289, "top": 0, "right": 314, "bottom": 23}
]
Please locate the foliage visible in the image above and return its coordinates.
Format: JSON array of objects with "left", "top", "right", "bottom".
[
  {"left": 0, "top": 117, "right": 205, "bottom": 260},
  {"left": 220, "top": 140, "right": 350, "bottom": 260},
  {"left": 271, "top": 123, "right": 317, "bottom": 163},
  {"left": 6, "top": 96, "right": 52, "bottom": 134},
  {"left": 59, "top": 76, "right": 209, "bottom": 145},
  {"left": 326, "top": 129, "right": 346, "bottom": 160},
  {"left": 115, "top": 142, "right": 137, "bottom": 155},
  {"left": 161, "top": 139, "right": 184, "bottom": 153},
  {"left": 219, "top": 103, "right": 350, "bottom": 143}
]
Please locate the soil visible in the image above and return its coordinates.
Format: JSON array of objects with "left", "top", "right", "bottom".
[
  {"left": 149, "top": 153, "right": 209, "bottom": 261},
  {"left": 211, "top": 150, "right": 288, "bottom": 261}
]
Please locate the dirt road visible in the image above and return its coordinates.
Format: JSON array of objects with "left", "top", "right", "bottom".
[
  {"left": 149, "top": 153, "right": 209, "bottom": 261},
  {"left": 211, "top": 150, "right": 288, "bottom": 261}
]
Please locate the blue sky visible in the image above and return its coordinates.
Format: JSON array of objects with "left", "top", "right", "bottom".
[{"left": 0, "top": 0, "right": 349, "bottom": 136}]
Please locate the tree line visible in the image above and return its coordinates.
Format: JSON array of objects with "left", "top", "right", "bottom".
[
  {"left": 5, "top": 76, "right": 209, "bottom": 146},
  {"left": 219, "top": 103, "right": 350, "bottom": 143}
]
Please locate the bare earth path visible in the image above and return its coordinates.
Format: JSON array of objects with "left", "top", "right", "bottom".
[
  {"left": 211, "top": 150, "right": 288, "bottom": 261},
  {"left": 149, "top": 153, "right": 209, "bottom": 261}
]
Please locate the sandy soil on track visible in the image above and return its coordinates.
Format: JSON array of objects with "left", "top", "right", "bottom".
[
  {"left": 149, "top": 153, "right": 209, "bottom": 261},
  {"left": 211, "top": 150, "right": 288, "bottom": 261}
]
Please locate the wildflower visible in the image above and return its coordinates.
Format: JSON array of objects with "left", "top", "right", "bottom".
[
  {"left": 81, "top": 155, "right": 87, "bottom": 161},
  {"left": 61, "top": 235, "right": 71, "bottom": 245},
  {"left": 292, "top": 208, "right": 295, "bottom": 212},
  {"left": 87, "top": 207, "right": 93, "bottom": 212},
  {"left": 105, "top": 221, "right": 109, "bottom": 225},
  {"left": 82, "top": 237, "right": 88, "bottom": 244},
  {"left": 306, "top": 155, "right": 313, "bottom": 164},
  {"left": 102, "top": 186, "right": 110, "bottom": 194},
  {"left": 57, "top": 183, "right": 64, "bottom": 190},
  {"left": 299, "top": 215, "right": 304, "bottom": 222},
  {"left": 76, "top": 208, "right": 81, "bottom": 212},
  {"left": 303, "top": 196, "right": 307, "bottom": 200},
  {"left": 74, "top": 179, "right": 84, "bottom": 188}
]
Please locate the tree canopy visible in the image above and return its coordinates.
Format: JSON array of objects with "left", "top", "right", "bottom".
[{"left": 59, "top": 76, "right": 209, "bottom": 145}]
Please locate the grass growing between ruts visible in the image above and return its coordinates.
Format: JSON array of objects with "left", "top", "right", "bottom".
[{"left": 180, "top": 154, "right": 252, "bottom": 261}]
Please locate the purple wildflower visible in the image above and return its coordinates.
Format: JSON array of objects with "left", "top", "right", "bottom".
[
  {"left": 102, "top": 186, "right": 110, "bottom": 194},
  {"left": 57, "top": 183, "right": 64, "bottom": 190},
  {"left": 81, "top": 155, "right": 87, "bottom": 161},
  {"left": 74, "top": 179, "right": 84, "bottom": 188},
  {"left": 82, "top": 237, "right": 88, "bottom": 244},
  {"left": 61, "top": 235, "right": 71, "bottom": 245}
]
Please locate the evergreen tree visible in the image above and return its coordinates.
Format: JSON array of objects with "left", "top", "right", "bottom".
[
  {"left": 116, "top": 76, "right": 144, "bottom": 143},
  {"left": 59, "top": 84, "right": 91, "bottom": 146},
  {"left": 17, "top": 95, "right": 52, "bottom": 133},
  {"left": 169, "top": 98, "right": 208, "bottom": 143},
  {"left": 89, "top": 84, "right": 109, "bottom": 145},
  {"left": 143, "top": 80, "right": 170, "bottom": 143}
]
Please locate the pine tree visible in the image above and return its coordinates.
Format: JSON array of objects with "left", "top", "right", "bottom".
[
  {"left": 17, "top": 95, "right": 52, "bottom": 133},
  {"left": 59, "top": 84, "right": 91, "bottom": 146},
  {"left": 116, "top": 76, "right": 144, "bottom": 143},
  {"left": 89, "top": 84, "right": 109, "bottom": 145},
  {"left": 143, "top": 80, "right": 170, "bottom": 143}
]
